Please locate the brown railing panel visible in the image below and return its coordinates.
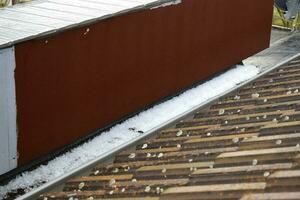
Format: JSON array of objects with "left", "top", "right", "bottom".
[{"left": 14, "top": 0, "right": 274, "bottom": 165}]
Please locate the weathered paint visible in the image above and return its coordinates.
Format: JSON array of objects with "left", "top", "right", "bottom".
[
  {"left": 14, "top": 0, "right": 274, "bottom": 166},
  {"left": 0, "top": 0, "right": 181, "bottom": 49},
  {"left": 0, "top": 47, "right": 17, "bottom": 175}
]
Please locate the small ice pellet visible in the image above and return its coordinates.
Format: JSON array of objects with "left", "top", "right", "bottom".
[
  {"left": 204, "top": 151, "right": 209, "bottom": 155},
  {"left": 132, "top": 179, "right": 137, "bottom": 182},
  {"left": 177, "top": 144, "right": 181, "bottom": 148},
  {"left": 296, "top": 144, "right": 300, "bottom": 148},
  {"left": 43, "top": 197, "right": 48, "bottom": 200},
  {"left": 156, "top": 187, "right": 161, "bottom": 194},
  {"left": 294, "top": 89, "right": 299, "bottom": 93},
  {"left": 232, "top": 138, "right": 239, "bottom": 143},
  {"left": 240, "top": 128, "right": 245, "bottom": 133},
  {"left": 234, "top": 95, "right": 240, "bottom": 100},
  {"left": 146, "top": 153, "right": 151, "bottom": 158},
  {"left": 287, "top": 91, "right": 292, "bottom": 95},
  {"left": 158, "top": 153, "right": 164, "bottom": 158},
  {"left": 263, "top": 115, "right": 267, "bottom": 119},
  {"left": 219, "top": 109, "right": 225, "bottom": 115},
  {"left": 145, "top": 186, "right": 151, "bottom": 193},
  {"left": 162, "top": 168, "right": 167, "bottom": 173},
  {"left": 207, "top": 132, "right": 212, "bottom": 136},
  {"left": 142, "top": 143, "right": 148, "bottom": 149},
  {"left": 276, "top": 140, "right": 282, "bottom": 145},
  {"left": 78, "top": 182, "right": 85, "bottom": 190},
  {"left": 252, "top": 159, "right": 258, "bottom": 166},
  {"left": 283, "top": 116, "right": 290, "bottom": 121},
  {"left": 263, "top": 99, "right": 268, "bottom": 103},
  {"left": 256, "top": 116, "right": 260, "bottom": 120},
  {"left": 273, "top": 118, "right": 278, "bottom": 122},
  {"left": 251, "top": 93, "right": 260, "bottom": 98},
  {"left": 176, "top": 130, "right": 183, "bottom": 137},
  {"left": 109, "top": 190, "right": 114, "bottom": 195},
  {"left": 189, "top": 159, "right": 193, "bottom": 163},
  {"left": 94, "top": 170, "right": 100, "bottom": 175},
  {"left": 109, "top": 179, "right": 116, "bottom": 186},
  {"left": 87, "top": 197, "right": 94, "bottom": 200},
  {"left": 122, "top": 164, "right": 129, "bottom": 168},
  {"left": 128, "top": 153, "right": 136, "bottom": 159},
  {"left": 237, "top": 109, "right": 241, "bottom": 113},
  {"left": 121, "top": 188, "right": 126, "bottom": 192},
  {"left": 264, "top": 171, "right": 270, "bottom": 177},
  {"left": 224, "top": 121, "right": 228, "bottom": 124},
  {"left": 112, "top": 168, "right": 119, "bottom": 173}
]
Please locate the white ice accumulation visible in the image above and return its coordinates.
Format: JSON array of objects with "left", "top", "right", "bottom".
[
  {"left": 150, "top": 0, "right": 182, "bottom": 9},
  {"left": 0, "top": 64, "right": 259, "bottom": 199}
]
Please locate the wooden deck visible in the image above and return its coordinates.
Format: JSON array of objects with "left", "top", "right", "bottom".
[{"left": 40, "top": 57, "right": 300, "bottom": 200}]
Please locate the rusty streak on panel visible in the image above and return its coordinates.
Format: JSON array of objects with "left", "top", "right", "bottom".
[{"left": 14, "top": 0, "right": 274, "bottom": 166}]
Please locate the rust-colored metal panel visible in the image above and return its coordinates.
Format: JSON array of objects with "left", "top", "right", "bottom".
[{"left": 14, "top": 0, "right": 274, "bottom": 166}]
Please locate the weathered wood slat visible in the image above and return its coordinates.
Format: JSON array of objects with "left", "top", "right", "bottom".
[
  {"left": 214, "top": 153, "right": 297, "bottom": 168},
  {"left": 40, "top": 190, "right": 106, "bottom": 199},
  {"left": 269, "top": 170, "right": 300, "bottom": 178},
  {"left": 215, "top": 93, "right": 300, "bottom": 108},
  {"left": 67, "top": 174, "right": 133, "bottom": 183},
  {"left": 184, "top": 133, "right": 258, "bottom": 144},
  {"left": 263, "top": 120, "right": 300, "bottom": 129},
  {"left": 242, "top": 133, "right": 300, "bottom": 143},
  {"left": 217, "top": 147, "right": 300, "bottom": 158},
  {"left": 161, "top": 124, "right": 220, "bottom": 133},
  {"left": 239, "top": 192, "right": 300, "bottom": 200},
  {"left": 119, "top": 147, "right": 179, "bottom": 155},
  {"left": 192, "top": 163, "right": 293, "bottom": 175},
  {"left": 99, "top": 198, "right": 159, "bottom": 200},
  {"left": 162, "top": 182, "right": 266, "bottom": 194},
  {"left": 136, "top": 161, "right": 214, "bottom": 172}
]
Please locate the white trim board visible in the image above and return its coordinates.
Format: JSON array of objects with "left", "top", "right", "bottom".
[{"left": 0, "top": 47, "right": 17, "bottom": 175}]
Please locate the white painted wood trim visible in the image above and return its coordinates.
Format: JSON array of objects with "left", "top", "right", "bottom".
[
  {"left": 0, "top": 0, "right": 180, "bottom": 49},
  {"left": 0, "top": 46, "right": 17, "bottom": 175}
]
